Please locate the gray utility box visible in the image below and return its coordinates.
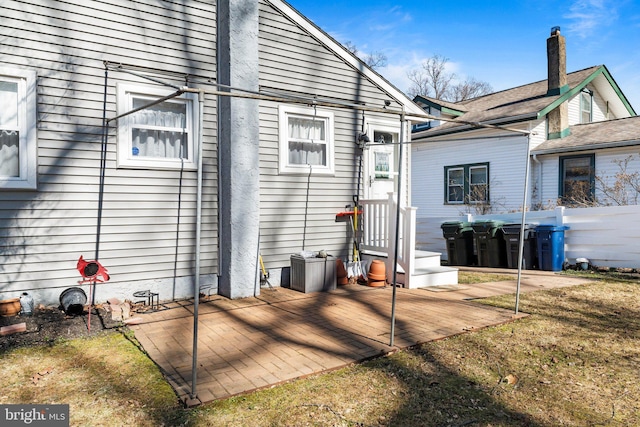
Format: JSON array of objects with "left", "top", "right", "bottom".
[{"left": 290, "top": 255, "right": 336, "bottom": 293}]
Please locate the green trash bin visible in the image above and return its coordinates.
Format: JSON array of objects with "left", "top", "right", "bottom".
[
  {"left": 472, "top": 220, "right": 507, "bottom": 268},
  {"left": 440, "top": 221, "right": 475, "bottom": 266}
]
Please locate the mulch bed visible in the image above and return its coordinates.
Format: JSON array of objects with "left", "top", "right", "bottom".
[{"left": 0, "top": 305, "right": 123, "bottom": 352}]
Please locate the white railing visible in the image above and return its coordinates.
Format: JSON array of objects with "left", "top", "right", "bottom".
[{"left": 360, "top": 193, "right": 417, "bottom": 280}]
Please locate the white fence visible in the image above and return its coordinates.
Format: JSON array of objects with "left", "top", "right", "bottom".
[{"left": 416, "top": 205, "right": 640, "bottom": 269}]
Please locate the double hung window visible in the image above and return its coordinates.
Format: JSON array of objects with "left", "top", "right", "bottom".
[
  {"left": 117, "top": 84, "right": 197, "bottom": 169},
  {"left": 445, "top": 163, "right": 489, "bottom": 204},
  {"left": 278, "top": 105, "right": 334, "bottom": 175},
  {"left": 0, "top": 67, "right": 37, "bottom": 189},
  {"left": 560, "top": 154, "right": 594, "bottom": 204}
]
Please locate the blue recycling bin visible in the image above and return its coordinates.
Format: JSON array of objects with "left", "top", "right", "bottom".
[{"left": 536, "top": 225, "right": 569, "bottom": 271}]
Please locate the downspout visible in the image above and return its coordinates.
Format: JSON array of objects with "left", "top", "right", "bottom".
[
  {"left": 532, "top": 154, "right": 542, "bottom": 208},
  {"left": 190, "top": 89, "right": 205, "bottom": 402}
]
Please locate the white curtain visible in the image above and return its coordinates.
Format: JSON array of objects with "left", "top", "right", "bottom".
[
  {"left": 287, "top": 116, "right": 326, "bottom": 166},
  {"left": 0, "top": 81, "right": 19, "bottom": 177},
  {"left": 131, "top": 102, "right": 187, "bottom": 159},
  {"left": 0, "top": 131, "right": 19, "bottom": 177}
]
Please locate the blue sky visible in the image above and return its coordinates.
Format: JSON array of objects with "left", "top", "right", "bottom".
[{"left": 288, "top": 0, "right": 640, "bottom": 110}]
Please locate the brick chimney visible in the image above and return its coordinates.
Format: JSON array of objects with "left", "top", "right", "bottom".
[{"left": 547, "top": 26, "right": 570, "bottom": 139}]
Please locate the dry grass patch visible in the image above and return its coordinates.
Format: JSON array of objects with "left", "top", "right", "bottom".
[{"left": 0, "top": 332, "right": 185, "bottom": 426}]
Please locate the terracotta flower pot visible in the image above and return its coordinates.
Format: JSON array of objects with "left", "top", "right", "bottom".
[
  {"left": 367, "top": 260, "right": 386, "bottom": 281},
  {"left": 336, "top": 259, "right": 347, "bottom": 278},
  {"left": 367, "top": 279, "right": 386, "bottom": 287},
  {"left": 0, "top": 298, "right": 21, "bottom": 317}
]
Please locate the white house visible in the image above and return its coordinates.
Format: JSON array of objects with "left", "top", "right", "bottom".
[
  {"left": 411, "top": 27, "right": 637, "bottom": 218},
  {"left": 0, "top": 0, "right": 425, "bottom": 305}
]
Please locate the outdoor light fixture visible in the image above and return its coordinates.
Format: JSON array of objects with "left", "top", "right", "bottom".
[
  {"left": 77, "top": 255, "right": 110, "bottom": 283},
  {"left": 356, "top": 132, "right": 370, "bottom": 149}
]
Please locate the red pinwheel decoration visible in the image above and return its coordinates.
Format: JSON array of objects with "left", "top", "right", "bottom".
[{"left": 77, "top": 255, "right": 110, "bottom": 283}]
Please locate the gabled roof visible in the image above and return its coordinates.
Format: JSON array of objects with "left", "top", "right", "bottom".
[
  {"left": 265, "top": 0, "right": 425, "bottom": 117},
  {"left": 413, "top": 65, "right": 636, "bottom": 138},
  {"left": 532, "top": 116, "right": 640, "bottom": 154},
  {"left": 413, "top": 95, "right": 466, "bottom": 116}
]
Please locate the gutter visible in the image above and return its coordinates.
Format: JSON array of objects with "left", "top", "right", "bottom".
[{"left": 532, "top": 138, "right": 640, "bottom": 155}]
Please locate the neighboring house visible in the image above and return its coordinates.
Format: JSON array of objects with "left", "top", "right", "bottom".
[
  {"left": 0, "top": 0, "right": 424, "bottom": 305},
  {"left": 411, "top": 27, "right": 637, "bottom": 218}
]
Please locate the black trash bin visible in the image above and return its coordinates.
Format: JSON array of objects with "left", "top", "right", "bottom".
[
  {"left": 472, "top": 220, "right": 507, "bottom": 268},
  {"left": 502, "top": 224, "right": 537, "bottom": 270},
  {"left": 440, "top": 221, "right": 475, "bottom": 266}
]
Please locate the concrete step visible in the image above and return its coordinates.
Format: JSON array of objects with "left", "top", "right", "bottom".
[
  {"left": 396, "top": 266, "right": 459, "bottom": 289},
  {"left": 414, "top": 250, "right": 443, "bottom": 269}
]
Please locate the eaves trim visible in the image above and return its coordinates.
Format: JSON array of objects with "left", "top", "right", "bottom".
[{"left": 537, "top": 66, "right": 636, "bottom": 119}]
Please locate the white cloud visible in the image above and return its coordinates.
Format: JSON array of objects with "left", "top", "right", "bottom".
[{"left": 564, "top": 0, "right": 618, "bottom": 38}]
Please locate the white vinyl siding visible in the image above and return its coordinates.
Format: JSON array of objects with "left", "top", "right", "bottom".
[
  {"left": 0, "top": 67, "right": 37, "bottom": 189},
  {"left": 412, "top": 130, "right": 529, "bottom": 217},
  {"left": 534, "top": 147, "right": 640, "bottom": 208},
  {"left": 0, "top": 0, "right": 217, "bottom": 298}
]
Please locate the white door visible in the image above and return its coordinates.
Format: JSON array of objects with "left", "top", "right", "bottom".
[{"left": 365, "top": 129, "right": 398, "bottom": 200}]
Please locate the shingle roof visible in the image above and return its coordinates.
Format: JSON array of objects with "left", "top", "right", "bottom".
[
  {"left": 416, "top": 66, "right": 601, "bottom": 135},
  {"left": 532, "top": 116, "right": 640, "bottom": 154}
]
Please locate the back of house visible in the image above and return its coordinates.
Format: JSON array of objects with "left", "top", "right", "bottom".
[{"left": 1, "top": 0, "right": 423, "bottom": 306}]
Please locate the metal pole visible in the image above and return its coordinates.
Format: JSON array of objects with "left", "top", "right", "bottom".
[
  {"left": 515, "top": 133, "right": 532, "bottom": 314},
  {"left": 190, "top": 89, "right": 205, "bottom": 400},
  {"left": 390, "top": 112, "right": 405, "bottom": 347}
]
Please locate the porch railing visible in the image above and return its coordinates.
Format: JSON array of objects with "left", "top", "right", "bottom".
[{"left": 360, "top": 193, "right": 417, "bottom": 280}]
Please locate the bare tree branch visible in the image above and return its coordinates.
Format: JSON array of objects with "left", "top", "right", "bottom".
[
  {"left": 343, "top": 41, "right": 388, "bottom": 70},
  {"left": 406, "top": 55, "right": 492, "bottom": 101}
]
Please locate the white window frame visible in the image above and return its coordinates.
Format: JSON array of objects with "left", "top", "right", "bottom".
[
  {"left": 116, "top": 83, "right": 198, "bottom": 170},
  {"left": 0, "top": 67, "right": 37, "bottom": 190},
  {"left": 278, "top": 105, "right": 334, "bottom": 175},
  {"left": 580, "top": 90, "right": 593, "bottom": 124}
]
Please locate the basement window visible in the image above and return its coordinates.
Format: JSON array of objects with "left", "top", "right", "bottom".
[
  {"left": 117, "top": 83, "right": 198, "bottom": 170},
  {"left": 278, "top": 105, "right": 334, "bottom": 175},
  {"left": 0, "top": 67, "right": 37, "bottom": 190}
]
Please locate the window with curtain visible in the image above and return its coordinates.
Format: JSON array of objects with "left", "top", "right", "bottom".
[
  {"left": 0, "top": 68, "right": 37, "bottom": 190},
  {"left": 279, "top": 105, "right": 334, "bottom": 175},
  {"left": 117, "top": 83, "right": 197, "bottom": 170},
  {"left": 445, "top": 163, "right": 489, "bottom": 204}
]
